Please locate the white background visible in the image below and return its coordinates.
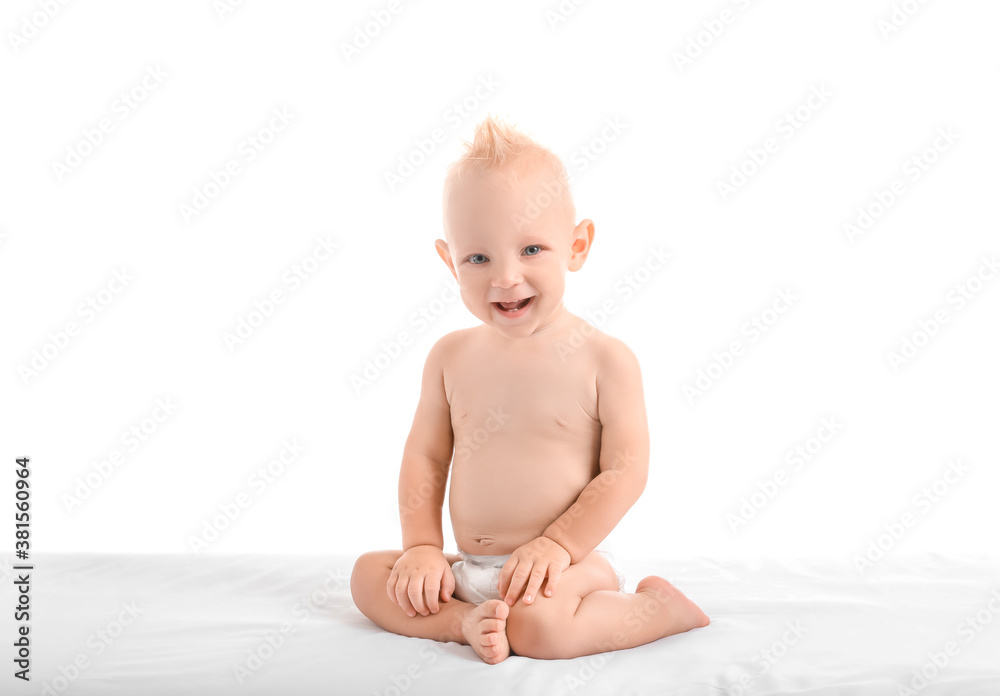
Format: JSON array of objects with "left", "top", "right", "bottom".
[{"left": 2, "top": 0, "right": 998, "bottom": 562}]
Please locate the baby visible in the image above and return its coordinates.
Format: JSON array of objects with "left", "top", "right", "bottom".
[{"left": 351, "top": 115, "right": 709, "bottom": 663}]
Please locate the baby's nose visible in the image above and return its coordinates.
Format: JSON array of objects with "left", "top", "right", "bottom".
[{"left": 491, "top": 261, "right": 523, "bottom": 287}]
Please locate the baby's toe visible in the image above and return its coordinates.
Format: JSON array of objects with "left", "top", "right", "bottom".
[
  {"left": 462, "top": 599, "right": 511, "bottom": 664},
  {"left": 481, "top": 599, "right": 510, "bottom": 619},
  {"left": 481, "top": 618, "right": 505, "bottom": 634}
]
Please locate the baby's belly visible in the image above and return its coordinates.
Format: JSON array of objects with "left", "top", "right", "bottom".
[{"left": 449, "top": 441, "right": 598, "bottom": 555}]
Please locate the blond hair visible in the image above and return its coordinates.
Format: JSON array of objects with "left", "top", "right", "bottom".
[{"left": 442, "top": 114, "right": 576, "bottom": 225}]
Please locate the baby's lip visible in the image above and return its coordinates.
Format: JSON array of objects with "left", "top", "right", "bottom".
[
  {"left": 493, "top": 295, "right": 534, "bottom": 303},
  {"left": 492, "top": 296, "right": 535, "bottom": 316}
]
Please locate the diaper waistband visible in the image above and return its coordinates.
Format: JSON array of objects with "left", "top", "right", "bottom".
[{"left": 456, "top": 548, "right": 512, "bottom": 566}]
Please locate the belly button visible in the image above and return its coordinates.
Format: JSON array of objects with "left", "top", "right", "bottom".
[{"left": 473, "top": 536, "right": 494, "bottom": 547}]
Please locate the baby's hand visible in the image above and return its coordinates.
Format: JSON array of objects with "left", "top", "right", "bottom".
[
  {"left": 498, "top": 536, "right": 571, "bottom": 606},
  {"left": 386, "top": 545, "right": 456, "bottom": 617}
]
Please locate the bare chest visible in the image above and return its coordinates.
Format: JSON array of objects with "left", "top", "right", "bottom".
[{"left": 446, "top": 345, "right": 600, "bottom": 450}]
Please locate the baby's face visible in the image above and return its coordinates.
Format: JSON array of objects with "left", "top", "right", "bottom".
[{"left": 438, "top": 164, "right": 586, "bottom": 339}]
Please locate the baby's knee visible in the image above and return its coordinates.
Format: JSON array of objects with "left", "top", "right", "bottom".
[
  {"left": 350, "top": 551, "right": 398, "bottom": 608},
  {"left": 505, "top": 598, "right": 570, "bottom": 659}
]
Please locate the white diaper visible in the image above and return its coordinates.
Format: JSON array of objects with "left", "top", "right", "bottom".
[
  {"left": 450, "top": 548, "right": 625, "bottom": 605},
  {"left": 450, "top": 549, "right": 509, "bottom": 604}
]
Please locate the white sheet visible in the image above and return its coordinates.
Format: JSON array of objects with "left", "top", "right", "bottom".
[{"left": 3, "top": 552, "right": 999, "bottom": 695}]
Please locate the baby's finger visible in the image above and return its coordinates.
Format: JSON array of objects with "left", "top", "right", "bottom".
[
  {"left": 497, "top": 557, "right": 517, "bottom": 598},
  {"left": 504, "top": 562, "right": 532, "bottom": 606},
  {"left": 408, "top": 576, "right": 428, "bottom": 616},
  {"left": 441, "top": 566, "right": 456, "bottom": 603},
  {"left": 522, "top": 566, "right": 548, "bottom": 604},
  {"left": 386, "top": 569, "right": 399, "bottom": 604},
  {"left": 544, "top": 564, "right": 562, "bottom": 597},
  {"left": 395, "top": 578, "right": 417, "bottom": 617},
  {"left": 425, "top": 576, "right": 441, "bottom": 614}
]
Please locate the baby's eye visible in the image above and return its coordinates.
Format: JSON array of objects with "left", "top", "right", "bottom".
[
  {"left": 469, "top": 254, "right": 488, "bottom": 265},
  {"left": 524, "top": 245, "right": 542, "bottom": 256}
]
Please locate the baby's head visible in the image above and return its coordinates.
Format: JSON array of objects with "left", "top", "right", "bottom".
[{"left": 437, "top": 114, "right": 594, "bottom": 339}]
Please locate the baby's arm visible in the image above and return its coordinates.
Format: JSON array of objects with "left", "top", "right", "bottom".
[
  {"left": 386, "top": 336, "right": 457, "bottom": 617},
  {"left": 543, "top": 337, "right": 650, "bottom": 561},
  {"left": 500, "top": 337, "right": 650, "bottom": 605}
]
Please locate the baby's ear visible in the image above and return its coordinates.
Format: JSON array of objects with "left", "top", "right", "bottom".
[
  {"left": 435, "top": 239, "right": 458, "bottom": 279},
  {"left": 568, "top": 219, "right": 595, "bottom": 272}
]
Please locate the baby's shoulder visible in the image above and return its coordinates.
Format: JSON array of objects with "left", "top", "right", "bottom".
[
  {"left": 576, "top": 324, "right": 642, "bottom": 381},
  {"left": 425, "top": 326, "right": 478, "bottom": 363},
  {"left": 567, "top": 316, "right": 636, "bottom": 361}
]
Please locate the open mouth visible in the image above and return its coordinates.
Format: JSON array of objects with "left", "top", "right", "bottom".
[{"left": 492, "top": 296, "right": 534, "bottom": 313}]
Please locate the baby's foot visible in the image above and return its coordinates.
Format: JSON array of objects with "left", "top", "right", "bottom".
[
  {"left": 461, "top": 599, "right": 510, "bottom": 664},
  {"left": 636, "top": 575, "right": 710, "bottom": 637}
]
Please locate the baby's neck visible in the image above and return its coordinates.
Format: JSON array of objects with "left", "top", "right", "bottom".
[{"left": 486, "top": 304, "right": 579, "bottom": 347}]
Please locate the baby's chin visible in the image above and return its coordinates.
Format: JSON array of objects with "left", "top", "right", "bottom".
[{"left": 477, "top": 299, "right": 565, "bottom": 338}]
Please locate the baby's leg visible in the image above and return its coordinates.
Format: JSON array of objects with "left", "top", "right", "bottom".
[
  {"left": 505, "top": 551, "right": 709, "bottom": 660},
  {"left": 350, "top": 550, "right": 512, "bottom": 664}
]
